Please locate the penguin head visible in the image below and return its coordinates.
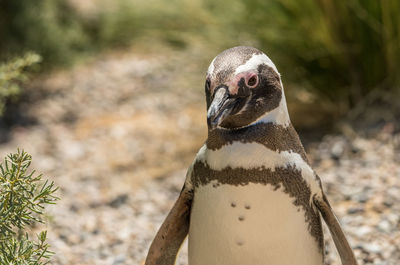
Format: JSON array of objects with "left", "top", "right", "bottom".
[{"left": 205, "top": 46, "right": 290, "bottom": 130}]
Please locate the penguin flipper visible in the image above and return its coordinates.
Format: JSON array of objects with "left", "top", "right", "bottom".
[
  {"left": 314, "top": 194, "right": 358, "bottom": 265},
  {"left": 145, "top": 183, "right": 193, "bottom": 265}
]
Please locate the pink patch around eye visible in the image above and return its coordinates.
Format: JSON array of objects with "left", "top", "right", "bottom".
[
  {"left": 246, "top": 73, "right": 258, "bottom": 88},
  {"left": 228, "top": 72, "right": 259, "bottom": 95}
]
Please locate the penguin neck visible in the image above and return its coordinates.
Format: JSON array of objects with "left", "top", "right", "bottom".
[
  {"left": 207, "top": 121, "right": 287, "bottom": 144},
  {"left": 206, "top": 118, "right": 308, "bottom": 162}
]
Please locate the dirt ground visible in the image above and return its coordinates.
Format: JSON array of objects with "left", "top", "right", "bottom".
[{"left": 0, "top": 47, "right": 399, "bottom": 265}]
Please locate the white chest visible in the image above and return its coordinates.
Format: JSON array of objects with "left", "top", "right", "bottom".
[{"left": 188, "top": 182, "right": 323, "bottom": 265}]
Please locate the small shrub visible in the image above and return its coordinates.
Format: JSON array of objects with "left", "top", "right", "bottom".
[
  {"left": 0, "top": 150, "right": 58, "bottom": 265},
  {"left": 0, "top": 53, "right": 41, "bottom": 115}
]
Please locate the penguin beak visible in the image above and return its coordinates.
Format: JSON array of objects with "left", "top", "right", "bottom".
[{"left": 207, "top": 87, "right": 236, "bottom": 130}]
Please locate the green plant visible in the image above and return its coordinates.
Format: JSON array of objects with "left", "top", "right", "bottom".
[
  {"left": 0, "top": 0, "right": 218, "bottom": 66},
  {"left": 0, "top": 52, "right": 41, "bottom": 116},
  {"left": 2, "top": 0, "right": 399, "bottom": 121},
  {"left": 0, "top": 0, "right": 90, "bottom": 67},
  {"left": 89, "top": 0, "right": 218, "bottom": 48},
  {"left": 0, "top": 150, "right": 58, "bottom": 265},
  {"left": 0, "top": 53, "right": 41, "bottom": 115},
  {"left": 238, "top": 0, "right": 400, "bottom": 113}
]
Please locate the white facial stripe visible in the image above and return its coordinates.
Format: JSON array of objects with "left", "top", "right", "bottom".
[
  {"left": 207, "top": 57, "right": 216, "bottom": 76},
  {"left": 234, "top": 53, "right": 279, "bottom": 75},
  {"left": 196, "top": 143, "right": 321, "bottom": 196},
  {"left": 253, "top": 84, "right": 290, "bottom": 127}
]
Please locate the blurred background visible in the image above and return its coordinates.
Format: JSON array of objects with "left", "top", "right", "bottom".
[{"left": 0, "top": 0, "right": 399, "bottom": 264}]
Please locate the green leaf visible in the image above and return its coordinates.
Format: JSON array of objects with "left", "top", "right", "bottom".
[{"left": 0, "top": 150, "right": 58, "bottom": 264}]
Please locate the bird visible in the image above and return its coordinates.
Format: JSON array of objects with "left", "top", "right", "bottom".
[{"left": 144, "top": 46, "right": 358, "bottom": 265}]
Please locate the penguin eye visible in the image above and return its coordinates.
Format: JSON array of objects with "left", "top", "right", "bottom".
[{"left": 246, "top": 74, "right": 258, "bottom": 88}]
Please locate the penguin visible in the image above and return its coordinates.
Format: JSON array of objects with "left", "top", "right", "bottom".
[{"left": 145, "top": 46, "right": 358, "bottom": 265}]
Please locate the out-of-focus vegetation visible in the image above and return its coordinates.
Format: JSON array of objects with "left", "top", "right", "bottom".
[
  {"left": 0, "top": 0, "right": 398, "bottom": 119},
  {"left": 0, "top": 1, "right": 89, "bottom": 67},
  {"left": 0, "top": 53, "right": 41, "bottom": 115},
  {"left": 0, "top": 150, "right": 58, "bottom": 264},
  {"left": 239, "top": 0, "right": 400, "bottom": 114},
  {"left": 0, "top": 0, "right": 220, "bottom": 66}
]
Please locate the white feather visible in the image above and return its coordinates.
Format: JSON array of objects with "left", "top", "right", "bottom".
[
  {"left": 252, "top": 84, "right": 291, "bottom": 127},
  {"left": 234, "top": 53, "right": 279, "bottom": 76},
  {"left": 189, "top": 182, "right": 323, "bottom": 265},
  {"left": 207, "top": 57, "right": 216, "bottom": 76},
  {"left": 197, "top": 143, "right": 321, "bottom": 197}
]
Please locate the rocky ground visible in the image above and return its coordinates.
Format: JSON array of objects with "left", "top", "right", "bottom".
[{"left": 0, "top": 47, "right": 399, "bottom": 265}]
